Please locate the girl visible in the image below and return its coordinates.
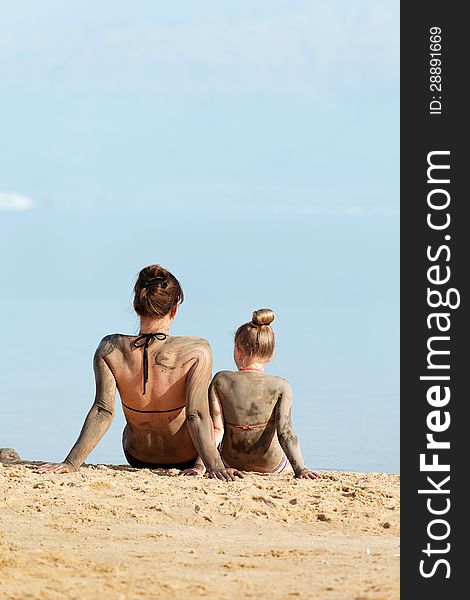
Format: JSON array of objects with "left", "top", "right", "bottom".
[{"left": 209, "top": 309, "right": 318, "bottom": 478}]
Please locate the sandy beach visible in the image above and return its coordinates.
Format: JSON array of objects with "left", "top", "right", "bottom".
[{"left": 0, "top": 462, "right": 399, "bottom": 599}]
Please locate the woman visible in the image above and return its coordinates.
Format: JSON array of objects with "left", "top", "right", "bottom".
[
  {"left": 38, "top": 265, "right": 241, "bottom": 481},
  {"left": 208, "top": 309, "right": 319, "bottom": 479}
]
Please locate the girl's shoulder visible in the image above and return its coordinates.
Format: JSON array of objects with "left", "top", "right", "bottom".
[
  {"left": 267, "top": 374, "right": 292, "bottom": 392},
  {"left": 212, "top": 370, "right": 290, "bottom": 387},
  {"left": 212, "top": 369, "right": 235, "bottom": 381}
]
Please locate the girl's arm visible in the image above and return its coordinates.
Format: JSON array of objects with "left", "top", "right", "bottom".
[
  {"left": 208, "top": 378, "right": 225, "bottom": 447},
  {"left": 276, "top": 381, "right": 319, "bottom": 479}
]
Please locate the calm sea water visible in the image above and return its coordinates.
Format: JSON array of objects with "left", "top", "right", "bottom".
[{"left": 1, "top": 389, "right": 398, "bottom": 474}]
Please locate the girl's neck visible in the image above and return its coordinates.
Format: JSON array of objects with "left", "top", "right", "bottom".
[{"left": 238, "top": 361, "right": 266, "bottom": 372}]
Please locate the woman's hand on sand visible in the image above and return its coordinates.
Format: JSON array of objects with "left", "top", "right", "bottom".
[
  {"left": 180, "top": 465, "right": 206, "bottom": 477},
  {"left": 36, "top": 462, "right": 76, "bottom": 474},
  {"left": 295, "top": 469, "right": 320, "bottom": 480},
  {"left": 207, "top": 467, "right": 243, "bottom": 482}
]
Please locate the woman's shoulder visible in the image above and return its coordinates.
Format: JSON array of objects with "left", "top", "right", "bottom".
[
  {"left": 95, "top": 334, "right": 126, "bottom": 357},
  {"left": 97, "top": 333, "right": 134, "bottom": 345},
  {"left": 95, "top": 334, "right": 212, "bottom": 363},
  {"left": 161, "top": 336, "right": 212, "bottom": 362},
  {"left": 166, "top": 335, "right": 211, "bottom": 350}
]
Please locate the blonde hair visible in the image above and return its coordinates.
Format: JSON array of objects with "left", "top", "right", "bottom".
[{"left": 234, "top": 309, "right": 275, "bottom": 361}]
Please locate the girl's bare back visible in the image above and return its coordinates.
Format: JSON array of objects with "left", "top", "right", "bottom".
[{"left": 211, "top": 371, "right": 294, "bottom": 472}]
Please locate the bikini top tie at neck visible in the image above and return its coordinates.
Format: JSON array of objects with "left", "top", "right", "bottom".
[{"left": 133, "top": 332, "right": 168, "bottom": 395}]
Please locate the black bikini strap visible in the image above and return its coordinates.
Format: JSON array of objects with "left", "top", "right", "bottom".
[
  {"left": 121, "top": 402, "right": 185, "bottom": 414},
  {"left": 133, "top": 332, "right": 168, "bottom": 395}
]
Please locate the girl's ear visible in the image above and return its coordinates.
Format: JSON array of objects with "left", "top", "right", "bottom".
[
  {"left": 170, "top": 305, "right": 178, "bottom": 320},
  {"left": 234, "top": 344, "right": 241, "bottom": 361}
]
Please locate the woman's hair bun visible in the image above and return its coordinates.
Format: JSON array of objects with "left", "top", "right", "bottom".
[
  {"left": 133, "top": 264, "right": 184, "bottom": 318},
  {"left": 251, "top": 308, "right": 275, "bottom": 327}
]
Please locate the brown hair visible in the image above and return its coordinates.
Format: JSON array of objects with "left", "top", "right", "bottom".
[
  {"left": 234, "top": 309, "right": 275, "bottom": 361},
  {"left": 133, "top": 265, "right": 184, "bottom": 318}
]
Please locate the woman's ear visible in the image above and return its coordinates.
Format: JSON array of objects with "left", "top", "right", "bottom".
[{"left": 170, "top": 305, "right": 178, "bottom": 320}]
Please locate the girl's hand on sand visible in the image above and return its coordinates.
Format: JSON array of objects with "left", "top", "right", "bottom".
[
  {"left": 207, "top": 467, "right": 243, "bottom": 482},
  {"left": 180, "top": 465, "right": 205, "bottom": 476},
  {"left": 296, "top": 469, "right": 320, "bottom": 480},
  {"left": 36, "top": 462, "right": 76, "bottom": 474}
]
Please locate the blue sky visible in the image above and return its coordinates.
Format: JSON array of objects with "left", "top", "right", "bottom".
[{"left": 0, "top": 1, "right": 399, "bottom": 472}]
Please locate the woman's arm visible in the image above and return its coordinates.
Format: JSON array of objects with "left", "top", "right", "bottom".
[
  {"left": 276, "top": 381, "right": 319, "bottom": 479},
  {"left": 37, "top": 337, "right": 117, "bottom": 474},
  {"left": 181, "top": 376, "right": 225, "bottom": 476},
  {"left": 185, "top": 344, "right": 241, "bottom": 481}
]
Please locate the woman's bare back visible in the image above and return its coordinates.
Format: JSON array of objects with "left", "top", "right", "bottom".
[{"left": 103, "top": 333, "right": 211, "bottom": 463}]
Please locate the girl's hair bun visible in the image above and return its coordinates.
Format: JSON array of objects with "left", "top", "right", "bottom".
[
  {"left": 251, "top": 308, "right": 275, "bottom": 327},
  {"left": 235, "top": 308, "right": 275, "bottom": 360}
]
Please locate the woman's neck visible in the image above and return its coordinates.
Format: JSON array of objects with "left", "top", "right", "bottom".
[{"left": 139, "top": 315, "right": 172, "bottom": 335}]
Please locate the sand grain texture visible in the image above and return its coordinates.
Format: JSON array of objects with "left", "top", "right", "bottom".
[{"left": 0, "top": 463, "right": 399, "bottom": 599}]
